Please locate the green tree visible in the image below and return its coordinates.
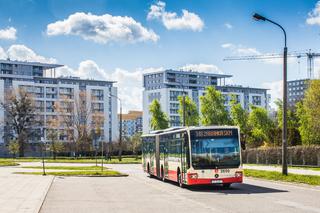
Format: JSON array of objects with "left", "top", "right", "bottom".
[
  {"left": 296, "top": 80, "right": 320, "bottom": 145},
  {"left": 178, "top": 96, "right": 199, "bottom": 126},
  {"left": 8, "top": 139, "right": 20, "bottom": 158},
  {"left": 149, "top": 99, "right": 169, "bottom": 130},
  {"left": 275, "top": 99, "right": 301, "bottom": 146},
  {"left": 247, "top": 106, "right": 274, "bottom": 147},
  {"left": 200, "top": 86, "right": 230, "bottom": 125},
  {"left": 230, "top": 96, "right": 250, "bottom": 148},
  {"left": 131, "top": 133, "right": 142, "bottom": 158}
]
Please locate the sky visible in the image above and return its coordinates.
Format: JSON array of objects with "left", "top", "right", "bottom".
[{"left": 0, "top": 0, "right": 320, "bottom": 112}]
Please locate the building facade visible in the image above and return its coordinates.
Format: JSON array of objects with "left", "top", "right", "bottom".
[
  {"left": 119, "top": 111, "right": 143, "bottom": 137},
  {"left": 287, "top": 79, "right": 310, "bottom": 108},
  {"left": 142, "top": 69, "right": 269, "bottom": 133},
  {"left": 0, "top": 59, "right": 118, "bottom": 145}
]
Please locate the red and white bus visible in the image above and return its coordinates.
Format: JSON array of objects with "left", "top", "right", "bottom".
[{"left": 142, "top": 126, "right": 243, "bottom": 188}]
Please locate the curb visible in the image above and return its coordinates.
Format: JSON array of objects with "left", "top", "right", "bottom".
[{"left": 37, "top": 176, "right": 55, "bottom": 213}]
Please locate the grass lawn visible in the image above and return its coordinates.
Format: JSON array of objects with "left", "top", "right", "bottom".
[
  {"left": 244, "top": 164, "right": 320, "bottom": 171},
  {"left": 0, "top": 158, "right": 41, "bottom": 162},
  {"left": 21, "top": 165, "right": 107, "bottom": 170},
  {"left": 46, "top": 157, "right": 141, "bottom": 164},
  {"left": 14, "top": 170, "right": 128, "bottom": 177},
  {"left": 0, "top": 161, "right": 19, "bottom": 167},
  {"left": 244, "top": 169, "right": 320, "bottom": 186}
]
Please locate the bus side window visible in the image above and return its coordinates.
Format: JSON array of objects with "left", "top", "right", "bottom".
[{"left": 184, "top": 133, "right": 190, "bottom": 169}]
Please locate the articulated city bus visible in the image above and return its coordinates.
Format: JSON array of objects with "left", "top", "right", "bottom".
[{"left": 142, "top": 126, "right": 243, "bottom": 188}]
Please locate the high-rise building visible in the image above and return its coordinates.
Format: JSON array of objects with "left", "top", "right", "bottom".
[
  {"left": 119, "top": 111, "right": 143, "bottom": 137},
  {"left": 0, "top": 59, "right": 119, "bottom": 145},
  {"left": 287, "top": 79, "right": 310, "bottom": 108},
  {"left": 142, "top": 69, "right": 269, "bottom": 133}
]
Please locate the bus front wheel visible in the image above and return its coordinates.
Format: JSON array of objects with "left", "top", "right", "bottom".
[{"left": 161, "top": 166, "right": 166, "bottom": 182}]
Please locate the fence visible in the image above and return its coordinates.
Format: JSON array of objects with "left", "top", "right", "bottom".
[{"left": 242, "top": 146, "right": 320, "bottom": 166}]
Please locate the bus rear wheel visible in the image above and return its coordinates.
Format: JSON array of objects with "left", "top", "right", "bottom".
[{"left": 177, "top": 171, "right": 184, "bottom": 188}]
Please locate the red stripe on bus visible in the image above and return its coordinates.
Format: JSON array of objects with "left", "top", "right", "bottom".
[{"left": 187, "top": 176, "right": 243, "bottom": 185}]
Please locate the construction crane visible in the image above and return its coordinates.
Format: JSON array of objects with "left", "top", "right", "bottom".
[{"left": 224, "top": 49, "right": 320, "bottom": 79}]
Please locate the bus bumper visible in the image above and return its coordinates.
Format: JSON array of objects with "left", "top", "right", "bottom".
[{"left": 187, "top": 176, "right": 243, "bottom": 185}]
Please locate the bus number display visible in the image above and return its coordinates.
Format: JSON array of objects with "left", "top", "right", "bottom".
[{"left": 195, "top": 130, "right": 234, "bottom": 138}]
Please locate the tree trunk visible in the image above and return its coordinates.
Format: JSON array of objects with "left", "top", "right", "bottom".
[{"left": 18, "top": 137, "right": 24, "bottom": 157}]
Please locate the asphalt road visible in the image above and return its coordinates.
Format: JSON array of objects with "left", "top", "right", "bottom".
[{"left": 40, "top": 164, "right": 320, "bottom": 213}]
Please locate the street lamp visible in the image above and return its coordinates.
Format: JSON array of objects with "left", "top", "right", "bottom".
[
  {"left": 253, "top": 13, "right": 288, "bottom": 175},
  {"left": 41, "top": 127, "right": 46, "bottom": 176},
  {"left": 176, "top": 81, "right": 186, "bottom": 127},
  {"left": 109, "top": 94, "right": 122, "bottom": 161}
]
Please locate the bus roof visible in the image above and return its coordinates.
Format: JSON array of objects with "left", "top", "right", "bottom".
[{"left": 142, "top": 125, "right": 239, "bottom": 137}]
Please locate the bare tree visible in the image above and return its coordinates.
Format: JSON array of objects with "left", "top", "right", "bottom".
[
  {"left": 0, "top": 88, "right": 37, "bottom": 157},
  {"left": 56, "top": 91, "right": 104, "bottom": 157},
  {"left": 47, "top": 119, "right": 64, "bottom": 159}
]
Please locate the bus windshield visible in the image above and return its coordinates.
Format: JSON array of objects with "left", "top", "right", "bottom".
[{"left": 190, "top": 129, "right": 240, "bottom": 169}]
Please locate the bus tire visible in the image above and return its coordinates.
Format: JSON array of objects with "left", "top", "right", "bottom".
[
  {"left": 223, "top": 183, "right": 231, "bottom": 189},
  {"left": 147, "top": 163, "right": 152, "bottom": 178},
  {"left": 177, "top": 169, "right": 184, "bottom": 188},
  {"left": 161, "top": 166, "right": 165, "bottom": 182}
]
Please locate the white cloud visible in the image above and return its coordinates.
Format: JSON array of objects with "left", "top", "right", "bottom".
[
  {"left": 6, "top": 45, "right": 57, "bottom": 63},
  {"left": 222, "top": 43, "right": 261, "bottom": 55},
  {"left": 0, "top": 44, "right": 56, "bottom": 63},
  {"left": 47, "top": 12, "right": 159, "bottom": 44},
  {"left": 0, "top": 47, "right": 7, "bottom": 59},
  {"left": 179, "top": 63, "right": 222, "bottom": 74},
  {"left": 224, "top": 23, "right": 233, "bottom": 29},
  {"left": 0, "top": 27, "right": 17, "bottom": 40},
  {"left": 262, "top": 80, "right": 283, "bottom": 109},
  {"left": 306, "top": 1, "right": 320, "bottom": 26},
  {"left": 147, "top": 1, "right": 204, "bottom": 31}
]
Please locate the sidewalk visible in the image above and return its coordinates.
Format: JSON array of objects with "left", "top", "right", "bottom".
[
  {"left": 244, "top": 164, "right": 320, "bottom": 176},
  {"left": 0, "top": 166, "right": 54, "bottom": 213}
]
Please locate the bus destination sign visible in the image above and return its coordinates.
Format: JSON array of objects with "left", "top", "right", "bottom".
[{"left": 192, "top": 129, "right": 238, "bottom": 138}]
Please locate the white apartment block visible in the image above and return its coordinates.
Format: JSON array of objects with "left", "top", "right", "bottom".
[
  {"left": 143, "top": 69, "right": 270, "bottom": 133},
  {"left": 0, "top": 59, "right": 118, "bottom": 144}
]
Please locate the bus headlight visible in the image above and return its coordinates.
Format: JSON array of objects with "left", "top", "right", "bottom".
[
  {"left": 235, "top": 171, "right": 243, "bottom": 178},
  {"left": 188, "top": 173, "right": 198, "bottom": 179}
]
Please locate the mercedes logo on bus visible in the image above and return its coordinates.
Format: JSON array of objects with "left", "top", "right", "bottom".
[{"left": 214, "top": 174, "right": 219, "bottom": 178}]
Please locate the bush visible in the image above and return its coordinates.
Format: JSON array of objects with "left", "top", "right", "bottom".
[{"left": 242, "top": 145, "right": 320, "bottom": 166}]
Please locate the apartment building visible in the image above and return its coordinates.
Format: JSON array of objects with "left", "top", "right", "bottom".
[
  {"left": 0, "top": 59, "right": 118, "bottom": 144},
  {"left": 119, "top": 111, "right": 143, "bottom": 137},
  {"left": 287, "top": 79, "right": 310, "bottom": 108},
  {"left": 142, "top": 69, "right": 269, "bottom": 133}
]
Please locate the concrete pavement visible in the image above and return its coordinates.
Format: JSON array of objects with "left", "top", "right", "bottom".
[
  {"left": 244, "top": 164, "right": 320, "bottom": 176},
  {"left": 0, "top": 165, "right": 54, "bottom": 213},
  {"left": 41, "top": 164, "right": 320, "bottom": 213}
]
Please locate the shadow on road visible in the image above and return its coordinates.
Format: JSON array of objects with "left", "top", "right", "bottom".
[
  {"left": 151, "top": 176, "right": 288, "bottom": 194},
  {"left": 186, "top": 183, "right": 288, "bottom": 194}
]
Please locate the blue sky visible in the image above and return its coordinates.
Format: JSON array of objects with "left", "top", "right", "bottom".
[{"left": 0, "top": 0, "right": 320, "bottom": 111}]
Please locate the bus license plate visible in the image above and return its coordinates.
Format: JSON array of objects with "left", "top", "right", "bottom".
[{"left": 212, "top": 180, "right": 223, "bottom": 184}]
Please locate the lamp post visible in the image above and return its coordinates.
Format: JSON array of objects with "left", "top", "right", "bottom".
[
  {"left": 253, "top": 13, "right": 288, "bottom": 175},
  {"left": 176, "top": 81, "right": 186, "bottom": 126},
  {"left": 109, "top": 94, "right": 122, "bottom": 161},
  {"left": 41, "top": 127, "right": 46, "bottom": 176}
]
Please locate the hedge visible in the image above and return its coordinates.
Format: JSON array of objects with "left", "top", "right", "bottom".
[{"left": 242, "top": 146, "right": 320, "bottom": 166}]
